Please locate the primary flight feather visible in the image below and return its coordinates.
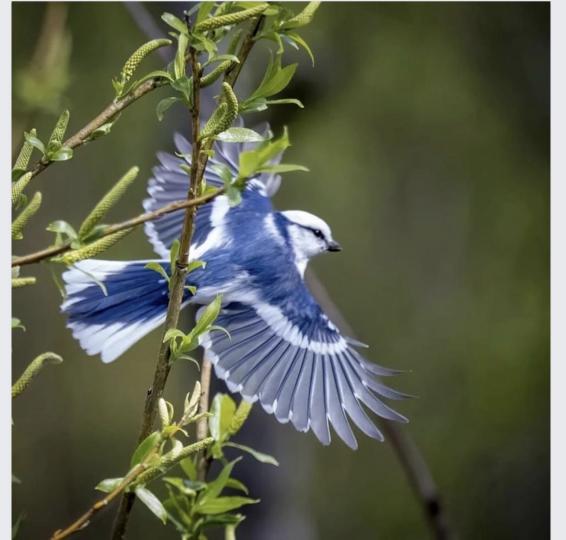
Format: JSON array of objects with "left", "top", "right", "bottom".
[{"left": 61, "top": 127, "right": 408, "bottom": 449}]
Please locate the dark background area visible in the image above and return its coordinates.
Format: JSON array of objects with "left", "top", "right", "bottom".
[{"left": 12, "top": 2, "right": 549, "bottom": 539}]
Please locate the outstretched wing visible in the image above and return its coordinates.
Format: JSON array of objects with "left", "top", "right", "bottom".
[
  {"left": 143, "top": 124, "right": 282, "bottom": 257},
  {"left": 198, "top": 285, "right": 408, "bottom": 450}
]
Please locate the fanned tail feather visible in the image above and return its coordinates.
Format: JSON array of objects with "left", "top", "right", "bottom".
[{"left": 61, "top": 260, "right": 184, "bottom": 363}]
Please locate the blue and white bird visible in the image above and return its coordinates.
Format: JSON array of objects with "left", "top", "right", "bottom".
[{"left": 61, "top": 128, "right": 408, "bottom": 449}]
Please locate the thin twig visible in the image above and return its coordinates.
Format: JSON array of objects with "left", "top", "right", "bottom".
[
  {"left": 11, "top": 187, "right": 226, "bottom": 268},
  {"left": 26, "top": 77, "right": 166, "bottom": 182},
  {"left": 306, "top": 272, "right": 456, "bottom": 540},
  {"left": 111, "top": 21, "right": 203, "bottom": 540},
  {"left": 50, "top": 437, "right": 213, "bottom": 540},
  {"left": 195, "top": 357, "right": 213, "bottom": 481},
  {"left": 111, "top": 15, "right": 265, "bottom": 539}
]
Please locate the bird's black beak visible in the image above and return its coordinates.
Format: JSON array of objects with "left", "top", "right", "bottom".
[{"left": 327, "top": 241, "right": 342, "bottom": 252}]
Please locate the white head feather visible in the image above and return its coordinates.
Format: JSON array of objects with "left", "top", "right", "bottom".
[{"left": 280, "top": 210, "right": 341, "bottom": 276}]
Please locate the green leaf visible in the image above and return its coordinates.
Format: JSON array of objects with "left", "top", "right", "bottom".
[
  {"left": 225, "top": 186, "right": 242, "bottom": 207},
  {"left": 46, "top": 220, "right": 78, "bottom": 241},
  {"left": 163, "top": 477, "right": 197, "bottom": 497},
  {"left": 200, "top": 459, "right": 241, "bottom": 504},
  {"left": 188, "top": 260, "right": 206, "bottom": 272},
  {"left": 286, "top": 32, "right": 315, "bottom": 66},
  {"left": 95, "top": 477, "right": 123, "bottom": 493},
  {"left": 216, "top": 128, "right": 266, "bottom": 144},
  {"left": 162, "top": 12, "right": 188, "bottom": 34},
  {"left": 210, "top": 163, "right": 233, "bottom": 185},
  {"left": 258, "top": 163, "right": 309, "bottom": 174},
  {"left": 209, "top": 393, "right": 236, "bottom": 442},
  {"left": 249, "top": 57, "right": 297, "bottom": 101},
  {"left": 130, "top": 431, "right": 160, "bottom": 467},
  {"left": 203, "top": 54, "right": 240, "bottom": 68},
  {"left": 225, "top": 477, "right": 249, "bottom": 495},
  {"left": 197, "top": 2, "right": 216, "bottom": 24},
  {"left": 179, "top": 456, "right": 197, "bottom": 481},
  {"left": 11, "top": 318, "right": 25, "bottom": 331},
  {"left": 135, "top": 486, "right": 168, "bottom": 524},
  {"left": 145, "top": 262, "right": 170, "bottom": 283},
  {"left": 170, "top": 239, "right": 181, "bottom": 269},
  {"left": 50, "top": 146, "right": 73, "bottom": 161},
  {"left": 174, "top": 33, "right": 189, "bottom": 80},
  {"left": 224, "top": 442, "right": 279, "bottom": 466},
  {"left": 23, "top": 132, "right": 45, "bottom": 155},
  {"left": 197, "top": 496, "right": 258, "bottom": 515},
  {"left": 156, "top": 97, "right": 180, "bottom": 122},
  {"left": 237, "top": 127, "right": 291, "bottom": 180},
  {"left": 239, "top": 97, "right": 268, "bottom": 113},
  {"left": 265, "top": 98, "right": 304, "bottom": 108},
  {"left": 193, "top": 295, "right": 223, "bottom": 337}
]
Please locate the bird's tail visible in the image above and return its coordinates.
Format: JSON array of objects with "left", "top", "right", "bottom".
[{"left": 61, "top": 259, "right": 186, "bottom": 363}]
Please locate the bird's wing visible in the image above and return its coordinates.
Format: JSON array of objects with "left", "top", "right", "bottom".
[
  {"left": 198, "top": 287, "right": 408, "bottom": 450},
  {"left": 143, "top": 124, "right": 282, "bottom": 258}
]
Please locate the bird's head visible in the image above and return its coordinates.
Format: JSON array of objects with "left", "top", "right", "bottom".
[{"left": 280, "top": 210, "right": 341, "bottom": 274}]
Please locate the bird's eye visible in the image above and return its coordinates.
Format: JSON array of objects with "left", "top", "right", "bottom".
[{"left": 312, "top": 229, "right": 324, "bottom": 239}]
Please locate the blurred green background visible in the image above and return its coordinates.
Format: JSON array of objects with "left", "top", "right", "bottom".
[{"left": 12, "top": 2, "right": 549, "bottom": 539}]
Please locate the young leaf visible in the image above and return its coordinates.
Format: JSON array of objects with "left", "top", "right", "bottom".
[
  {"left": 162, "top": 477, "right": 198, "bottom": 497},
  {"left": 285, "top": 32, "right": 315, "bottom": 66},
  {"left": 174, "top": 33, "right": 189, "bottom": 80},
  {"left": 145, "top": 262, "right": 170, "bottom": 283},
  {"left": 49, "top": 146, "right": 73, "bottom": 162},
  {"left": 258, "top": 163, "right": 309, "bottom": 174},
  {"left": 216, "top": 128, "right": 266, "bottom": 143},
  {"left": 12, "top": 318, "right": 25, "bottom": 331},
  {"left": 156, "top": 96, "right": 180, "bottom": 122},
  {"left": 200, "top": 458, "right": 241, "bottom": 504},
  {"left": 193, "top": 295, "right": 223, "bottom": 337},
  {"left": 130, "top": 431, "right": 161, "bottom": 467},
  {"left": 46, "top": 220, "right": 78, "bottom": 243},
  {"left": 209, "top": 393, "right": 236, "bottom": 442},
  {"left": 225, "top": 477, "right": 249, "bottom": 495},
  {"left": 95, "top": 477, "right": 123, "bottom": 493},
  {"left": 188, "top": 260, "right": 206, "bottom": 273},
  {"left": 197, "top": 496, "right": 258, "bottom": 515},
  {"left": 170, "top": 239, "right": 181, "bottom": 269},
  {"left": 179, "top": 457, "right": 197, "bottom": 481},
  {"left": 224, "top": 442, "right": 279, "bottom": 466},
  {"left": 23, "top": 132, "right": 45, "bottom": 155},
  {"left": 161, "top": 12, "right": 188, "bottom": 34},
  {"left": 135, "top": 486, "right": 168, "bottom": 524}
]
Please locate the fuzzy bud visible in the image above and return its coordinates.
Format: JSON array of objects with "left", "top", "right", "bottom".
[
  {"left": 12, "top": 172, "right": 32, "bottom": 207},
  {"left": 282, "top": 1, "right": 321, "bottom": 29},
  {"left": 48, "top": 110, "right": 70, "bottom": 146},
  {"left": 12, "top": 352, "right": 63, "bottom": 399},
  {"left": 12, "top": 192, "right": 42, "bottom": 240},
  {"left": 120, "top": 39, "right": 172, "bottom": 85},
  {"left": 79, "top": 166, "right": 139, "bottom": 239},
  {"left": 13, "top": 129, "right": 37, "bottom": 172},
  {"left": 195, "top": 4, "right": 268, "bottom": 33},
  {"left": 201, "top": 60, "right": 236, "bottom": 88},
  {"left": 12, "top": 277, "right": 37, "bottom": 288},
  {"left": 227, "top": 400, "right": 253, "bottom": 437},
  {"left": 59, "top": 228, "right": 133, "bottom": 265}
]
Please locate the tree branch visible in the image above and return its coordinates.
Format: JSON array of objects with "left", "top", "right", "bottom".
[
  {"left": 305, "top": 272, "right": 457, "bottom": 540},
  {"left": 25, "top": 77, "right": 167, "bottom": 181},
  {"left": 50, "top": 437, "right": 213, "bottom": 540},
  {"left": 11, "top": 187, "right": 226, "bottom": 268}
]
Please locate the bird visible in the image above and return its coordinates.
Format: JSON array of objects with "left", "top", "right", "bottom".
[{"left": 61, "top": 125, "right": 408, "bottom": 449}]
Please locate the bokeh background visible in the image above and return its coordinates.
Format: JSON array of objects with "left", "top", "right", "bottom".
[{"left": 12, "top": 2, "right": 549, "bottom": 539}]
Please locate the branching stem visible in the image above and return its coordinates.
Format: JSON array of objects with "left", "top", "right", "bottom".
[
  {"left": 25, "top": 77, "right": 167, "bottom": 181},
  {"left": 11, "top": 187, "right": 226, "bottom": 268},
  {"left": 110, "top": 15, "right": 264, "bottom": 539}
]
